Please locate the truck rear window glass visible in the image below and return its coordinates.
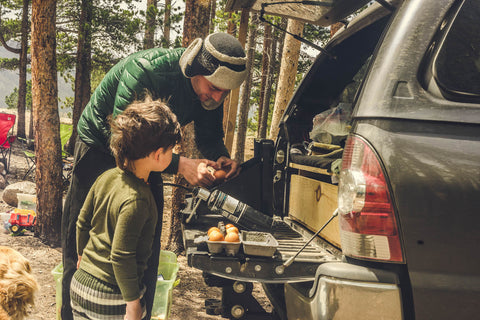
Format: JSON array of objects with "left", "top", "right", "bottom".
[{"left": 434, "top": 0, "right": 480, "bottom": 100}]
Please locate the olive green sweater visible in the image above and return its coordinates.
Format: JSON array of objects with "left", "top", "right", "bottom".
[{"left": 77, "top": 167, "right": 158, "bottom": 301}]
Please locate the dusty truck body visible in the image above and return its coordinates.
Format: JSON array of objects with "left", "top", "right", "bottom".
[{"left": 181, "top": 0, "right": 480, "bottom": 319}]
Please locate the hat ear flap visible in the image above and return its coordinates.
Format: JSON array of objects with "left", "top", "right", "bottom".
[{"left": 180, "top": 38, "right": 203, "bottom": 77}]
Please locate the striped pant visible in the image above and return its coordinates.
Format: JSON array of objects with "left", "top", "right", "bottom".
[{"left": 70, "top": 268, "right": 147, "bottom": 320}]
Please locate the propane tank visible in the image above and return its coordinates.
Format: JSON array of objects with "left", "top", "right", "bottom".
[{"left": 207, "top": 190, "right": 274, "bottom": 231}]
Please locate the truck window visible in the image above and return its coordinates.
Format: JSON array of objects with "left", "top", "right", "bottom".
[{"left": 434, "top": 0, "right": 480, "bottom": 101}]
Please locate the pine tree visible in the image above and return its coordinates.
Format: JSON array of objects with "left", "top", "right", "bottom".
[{"left": 31, "top": 0, "right": 63, "bottom": 246}]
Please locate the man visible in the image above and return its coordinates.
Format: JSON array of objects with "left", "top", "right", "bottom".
[{"left": 61, "top": 32, "right": 247, "bottom": 320}]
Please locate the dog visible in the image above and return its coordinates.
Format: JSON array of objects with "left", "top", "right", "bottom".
[{"left": 0, "top": 246, "right": 38, "bottom": 320}]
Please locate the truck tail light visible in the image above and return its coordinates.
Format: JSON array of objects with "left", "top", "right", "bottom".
[{"left": 338, "top": 135, "right": 403, "bottom": 262}]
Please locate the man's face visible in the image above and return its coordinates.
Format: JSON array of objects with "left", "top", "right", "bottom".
[{"left": 191, "top": 76, "right": 230, "bottom": 110}]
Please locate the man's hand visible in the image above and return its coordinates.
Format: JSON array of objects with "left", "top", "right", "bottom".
[
  {"left": 124, "top": 299, "right": 142, "bottom": 320},
  {"left": 178, "top": 156, "right": 217, "bottom": 187},
  {"left": 216, "top": 156, "right": 240, "bottom": 179},
  {"left": 77, "top": 255, "right": 82, "bottom": 269}
]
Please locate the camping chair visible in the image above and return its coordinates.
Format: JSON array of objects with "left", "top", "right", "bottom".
[
  {"left": 22, "top": 148, "right": 36, "bottom": 180},
  {"left": 60, "top": 123, "right": 73, "bottom": 184},
  {"left": 0, "top": 113, "right": 17, "bottom": 173},
  {"left": 22, "top": 123, "right": 74, "bottom": 182}
]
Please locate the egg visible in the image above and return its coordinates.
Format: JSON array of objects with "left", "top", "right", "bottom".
[
  {"left": 226, "top": 226, "right": 239, "bottom": 234},
  {"left": 213, "top": 169, "right": 227, "bottom": 183},
  {"left": 225, "top": 232, "right": 240, "bottom": 242},
  {"left": 208, "top": 230, "right": 225, "bottom": 241},
  {"left": 207, "top": 227, "right": 221, "bottom": 236}
]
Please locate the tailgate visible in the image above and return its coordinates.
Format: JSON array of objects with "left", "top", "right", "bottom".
[{"left": 182, "top": 201, "right": 340, "bottom": 283}]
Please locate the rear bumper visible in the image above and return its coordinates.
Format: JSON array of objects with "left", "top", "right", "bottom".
[{"left": 285, "top": 262, "right": 403, "bottom": 320}]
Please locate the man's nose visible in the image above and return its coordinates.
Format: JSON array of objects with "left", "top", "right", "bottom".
[{"left": 211, "top": 91, "right": 224, "bottom": 102}]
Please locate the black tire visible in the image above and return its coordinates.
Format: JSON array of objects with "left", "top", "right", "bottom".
[{"left": 9, "top": 224, "right": 24, "bottom": 236}]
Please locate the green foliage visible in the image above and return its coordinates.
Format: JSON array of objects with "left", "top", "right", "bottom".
[
  {"left": 154, "top": 1, "right": 184, "bottom": 48},
  {"left": 4, "top": 87, "right": 17, "bottom": 109},
  {"left": 0, "top": 57, "right": 19, "bottom": 70},
  {"left": 56, "top": 0, "right": 144, "bottom": 74},
  {"left": 59, "top": 96, "right": 74, "bottom": 117},
  {"left": 5, "top": 79, "right": 32, "bottom": 110}
]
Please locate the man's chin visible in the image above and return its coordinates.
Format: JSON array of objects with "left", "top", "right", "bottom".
[{"left": 201, "top": 99, "right": 223, "bottom": 110}]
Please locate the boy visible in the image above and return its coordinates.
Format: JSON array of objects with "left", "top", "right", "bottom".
[{"left": 70, "top": 96, "right": 181, "bottom": 320}]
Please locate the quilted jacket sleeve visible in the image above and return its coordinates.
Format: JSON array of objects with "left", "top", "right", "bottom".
[{"left": 112, "top": 57, "right": 155, "bottom": 117}]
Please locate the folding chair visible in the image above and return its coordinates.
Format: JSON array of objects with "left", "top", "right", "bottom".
[
  {"left": 22, "top": 149, "right": 36, "bottom": 180},
  {"left": 21, "top": 124, "right": 73, "bottom": 181},
  {"left": 0, "top": 113, "right": 17, "bottom": 173},
  {"left": 60, "top": 123, "right": 73, "bottom": 184}
]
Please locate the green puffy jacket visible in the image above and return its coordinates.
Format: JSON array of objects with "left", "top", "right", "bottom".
[{"left": 77, "top": 47, "right": 229, "bottom": 173}]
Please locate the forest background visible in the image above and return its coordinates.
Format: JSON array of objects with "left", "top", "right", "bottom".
[{"left": 0, "top": 0, "right": 333, "bottom": 249}]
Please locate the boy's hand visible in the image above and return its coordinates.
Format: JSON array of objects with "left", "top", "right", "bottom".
[{"left": 125, "top": 299, "right": 142, "bottom": 320}]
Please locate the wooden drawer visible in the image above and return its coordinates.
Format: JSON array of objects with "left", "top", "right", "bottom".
[{"left": 288, "top": 174, "right": 341, "bottom": 248}]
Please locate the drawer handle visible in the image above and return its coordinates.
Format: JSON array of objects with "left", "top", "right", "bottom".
[{"left": 315, "top": 185, "right": 322, "bottom": 201}]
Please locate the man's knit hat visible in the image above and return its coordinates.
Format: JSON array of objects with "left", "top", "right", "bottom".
[{"left": 180, "top": 33, "right": 247, "bottom": 90}]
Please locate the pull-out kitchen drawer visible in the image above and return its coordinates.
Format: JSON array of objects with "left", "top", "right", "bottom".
[{"left": 288, "top": 165, "right": 340, "bottom": 248}]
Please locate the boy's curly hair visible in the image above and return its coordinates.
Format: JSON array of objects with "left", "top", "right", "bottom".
[
  {"left": 0, "top": 246, "right": 38, "bottom": 320},
  {"left": 109, "top": 95, "right": 182, "bottom": 170}
]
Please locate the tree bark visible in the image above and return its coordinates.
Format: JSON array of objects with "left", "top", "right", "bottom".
[
  {"left": 209, "top": 0, "right": 216, "bottom": 34},
  {"left": 257, "top": 21, "right": 272, "bottom": 138},
  {"left": 222, "top": 12, "right": 235, "bottom": 133},
  {"left": 258, "top": 32, "right": 277, "bottom": 139},
  {"left": 274, "top": 18, "right": 287, "bottom": 93},
  {"left": 31, "top": 0, "right": 62, "bottom": 247},
  {"left": 67, "top": 0, "right": 92, "bottom": 155},
  {"left": 223, "top": 9, "right": 248, "bottom": 154},
  {"left": 233, "top": 12, "right": 256, "bottom": 163},
  {"left": 144, "top": 0, "right": 157, "bottom": 49},
  {"left": 168, "top": 0, "right": 212, "bottom": 254},
  {"left": 162, "top": 0, "right": 171, "bottom": 47},
  {"left": 16, "top": 0, "right": 30, "bottom": 139},
  {"left": 269, "top": 19, "right": 303, "bottom": 140}
]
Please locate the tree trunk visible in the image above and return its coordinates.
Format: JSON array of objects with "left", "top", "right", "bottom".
[
  {"left": 209, "top": 0, "right": 216, "bottom": 34},
  {"left": 162, "top": 0, "right": 171, "bottom": 47},
  {"left": 223, "top": 9, "right": 248, "bottom": 154},
  {"left": 269, "top": 19, "right": 303, "bottom": 140},
  {"left": 31, "top": 0, "right": 62, "bottom": 247},
  {"left": 258, "top": 33, "right": 277, "bottom": 139},
  {"left": 168, "top": 0, "right": 212, "bottom": 254},
  {"left": 274, "top": 18, "right": 287, "bottom": 93},
  {"left": 222, "top": 12, "right": 235, "bottom": 134},
  {"left": 0, "top": 1, "right": 29, "bottom": 139},
  {"left": 257, "top": 21, "right": 272, "bottom": 138},
  {"left": 29, "top": 104, "right": 33, "bottom": 138},
  {"left": 67, "top": 0, "right": 92, "bottom": 155},
  {"left": 16, "top": 0, "right": 29, "bottom": 139},
  {"left": 144, "top": 0, "right": 157, "bottom": 49},
  {"left": 233, "top": 12, "right": 256, "bottom": 163}
]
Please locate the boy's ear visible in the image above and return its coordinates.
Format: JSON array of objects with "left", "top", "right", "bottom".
[{"left": 155, "top": 148, "right": 165, "bottom": 161}]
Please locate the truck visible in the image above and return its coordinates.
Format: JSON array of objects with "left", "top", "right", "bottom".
[
  {"left": 181, "top": 0, "right": 480, "bottom": 319},
  {"left": 8, "top": 208, "right": 36, "bottom": 236}
]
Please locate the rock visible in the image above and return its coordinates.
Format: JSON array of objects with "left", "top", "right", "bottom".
[
  {"left": 0, "top": 162, "right": 5, "bottom": 176},
  {"left": 2, "top": 181, "right": 36, "bottom": 207}
]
